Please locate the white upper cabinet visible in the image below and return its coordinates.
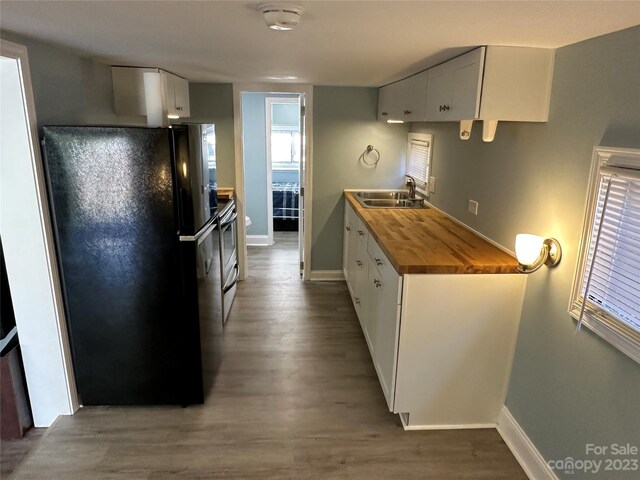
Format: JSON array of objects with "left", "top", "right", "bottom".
[
  {"left": 378, "top": 45, "right": 555, "bottom": 138},
  {"left": 112, "top": 66, "right": 190, "bottom": 120},
  {"left": 426, "top": 48, "right": 484, "bottom": 121},
  {"left": 378, "top": 71, "right": 428, "bottom": 122},
  {"left": 479, "top": 46, "right": 554, "bottom": 122},
  {"left": 112, "top": 67, "right": 158, "bottom": 116},
  {"left": 166, "top": 73, "right": 191, "bottom": 118}
]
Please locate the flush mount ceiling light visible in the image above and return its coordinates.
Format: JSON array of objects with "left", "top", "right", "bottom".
[
  {"left": 515, "top": 233, "right": 562, "bottom": 274},
  {"left": 259, "top": 4, "right": 303, "bottom": 31}
]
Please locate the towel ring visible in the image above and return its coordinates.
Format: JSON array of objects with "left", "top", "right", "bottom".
[{"left": 359, "top": 145, "right": 380, "bottom": 166}]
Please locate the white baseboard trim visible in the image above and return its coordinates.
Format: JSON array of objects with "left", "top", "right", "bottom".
[
  {"left": 497, "top": 406, "right": 558, "bottom": 480},
  {"left": 309, "top": 270, "right": 345, "bottom": 281},
  {"left": 399, "top": 414, "right": 496, "bottom": 431},
  {"left": 246, "top": 235, "right": 272, "bottom": 246}
]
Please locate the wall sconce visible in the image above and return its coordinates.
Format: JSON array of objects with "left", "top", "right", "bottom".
[{"left": 515, "top": 234, "right": 562, "bottom": 273}]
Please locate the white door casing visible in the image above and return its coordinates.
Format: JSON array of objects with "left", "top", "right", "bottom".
[
  {"left": 233, "top": 83, "right": 313, "bottom": 280},
  {"left": 0, "top": 39, "right": 78, "bottom": 426}
]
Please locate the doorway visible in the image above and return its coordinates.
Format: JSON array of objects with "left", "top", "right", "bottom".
[
  {"left": 0, "top": 40, "right": 77, "bottom": 427},
  {"left": 233, "top": 84, "right": 313, "bottom": 281}
]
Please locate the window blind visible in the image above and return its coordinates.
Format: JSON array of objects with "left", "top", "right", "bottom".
[
  {"left": 580, "top": 167, "right": 640, "bottom": 339},
  {"left": 406, "top": 138, "right": 431, "bottom": 185}
]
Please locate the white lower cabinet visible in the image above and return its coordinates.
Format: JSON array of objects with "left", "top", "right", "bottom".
[{"left": 343, "top": 199, "right": 526, "bottom": 429}]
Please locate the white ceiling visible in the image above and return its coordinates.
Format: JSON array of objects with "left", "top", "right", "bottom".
[{"left": 1, "top": 1, "right": 640, "bottom": 86}]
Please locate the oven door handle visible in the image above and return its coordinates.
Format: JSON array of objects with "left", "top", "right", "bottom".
[
  {"left": 222, "top": 263, "right": 239, "bottom": 293},
  {"left": 220, "top": 212, "right": 238, "bottom": 229}
]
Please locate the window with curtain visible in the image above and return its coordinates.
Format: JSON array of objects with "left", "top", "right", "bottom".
[
  {"left": 406, "top": 133, "right": 433, "bottom": 192},
  {"left": 570, "top": 146, "right": 640, "bottom": 363}
]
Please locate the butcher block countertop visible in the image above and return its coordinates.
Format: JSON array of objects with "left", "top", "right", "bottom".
[
  {"left": 216, "top": 188, "right": 234, "bottom": 200},
  {"left": 345, "top": 191, "right": 519, "bottom": 275}
]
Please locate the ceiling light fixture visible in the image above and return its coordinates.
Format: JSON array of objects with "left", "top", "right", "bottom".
[
  {"left": 259, "top": 4, "right": 303, "bottom": 31},
  {"left": 266, "top": 75, "right": 299, "bottom": 81}
]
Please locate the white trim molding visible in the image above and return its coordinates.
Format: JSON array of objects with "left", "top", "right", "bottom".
[
  {"left": 233, "top": 83, "right": 313, "bottom": 281},
  {"left": 497, "top": 407, "right": 558, "bottom": 480},
  {"left": 309, "top": 270, "right": 345, "bottom": 281},
  {"left": 0, "top": 39, "right": 79, "bottom": 425}
]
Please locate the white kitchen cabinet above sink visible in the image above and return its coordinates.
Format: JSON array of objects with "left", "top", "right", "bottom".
[{"left": 378, "top": 46, "right": 555, "bottom": 141}]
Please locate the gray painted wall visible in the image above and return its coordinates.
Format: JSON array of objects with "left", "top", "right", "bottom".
[
  {"left": 1, "top": 32, "right": 117, "bottom": 126},
  {"left": 411, "top": 26, "right": 640, "bottom": 479},
  {"left": 311, "top": 87, "right": 409, "bottom": 270},
  {"left": 188, "top": 83, "right": 235, "bottom": 188},
  {"left": 242, "top": 92, "right": 298, "bottom": 237}
]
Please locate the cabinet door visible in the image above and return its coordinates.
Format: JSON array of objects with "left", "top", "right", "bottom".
[
  {"left": 378, "top": 83, "right": 393, "bottom": 121},
  {"left": 449, "top": 47, "right": 484, "bottom": 120},
  {"left": 353, "top": 242, "right": 368, "bottom": 326},
  {"left": 377, "top": 81, "right": 403, "bottom": 122},
  {"left": 365, "top": 259, "right": 380, "bottom": 357},
  {"left": 343, "top": 201, "right": 357, "bottom": 286},
  {"left": 425, "top": 63, "right": 452, "bottom": 121},
  {"left": 398, "top": 71, "right": 428, "bottom": 122},
  {"left": 372, "top": 271, "right": 401, "bottom": 412},
  {"left": 426, "top": 48, "right": 485, "bottom": 121},
  {"left": 164, "top": 73, "right": 190, "bottom": 118},
  {"left": 173, "top": 76, "right": 190, "bottom": 117}
]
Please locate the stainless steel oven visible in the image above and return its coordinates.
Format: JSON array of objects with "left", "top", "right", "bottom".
[{"left": 218, "top": 200, "right": 238, "bottom": 323}]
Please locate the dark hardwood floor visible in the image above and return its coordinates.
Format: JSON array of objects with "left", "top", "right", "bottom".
[{"left": 5, "top": 232, "right": 526, "bottom": 479}]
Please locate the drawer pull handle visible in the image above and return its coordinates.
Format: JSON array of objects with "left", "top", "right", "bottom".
[
  {"left": 346, "top": 226, "right": 351, "bottom": 231},
  {"left": 374, "top": 279, "right": 382, "bottom": 288},
  {"left": 356, "top": 260, "right": 363, "bottom": 267},
  {"left": 357, "top": 230, "right": 364, "bottom": 237},
  {"left": 375, "top": 258, "right": 383, "bottom": 266},
  {"left": 355, "top": 298, "right": 361, "bottom": 305}
]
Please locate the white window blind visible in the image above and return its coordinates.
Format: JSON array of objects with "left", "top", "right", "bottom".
[
  {"left": 406, "top": 133, "right": 432, "bottom": 188},
  {"left": 571, "top": 147, "right": 640, "bottom": 364}
]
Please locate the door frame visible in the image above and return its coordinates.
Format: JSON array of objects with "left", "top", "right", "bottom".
[
  {"left": 0, "top": 39, "right": 79, "bottom": 425},
  {"left": 233, "top": 83, "right": 313, "bottom": 281},
  {"left": 264, "top": 95, "right": 300, "bottom": 248}
]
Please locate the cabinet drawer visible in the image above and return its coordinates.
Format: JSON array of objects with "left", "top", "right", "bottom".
[{"left": 367, "top": 236, "right": 402, "bottom": 305}]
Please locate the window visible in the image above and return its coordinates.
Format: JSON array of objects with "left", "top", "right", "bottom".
[
  {"left": 271, "top": 128, "right": 300, "bottom": 165},
  {"left": 266, "top": 97, "right": 300, "bottom": 171},
  {"left": 406, "top": 133, "right": 433, "bottom": 193},
  {"left": 569, "top": 146, "right": 640, "bottom": 363},
  {"left": 205, "top": 124, "right": 216, "bottom": 169}
]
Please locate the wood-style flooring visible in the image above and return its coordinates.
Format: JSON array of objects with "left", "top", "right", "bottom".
[{"left": 5, "top": 232, "right": 526, "bottom": 479}]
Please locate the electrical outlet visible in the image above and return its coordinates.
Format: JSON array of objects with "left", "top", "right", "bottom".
[
  {"left": 429, "top": 176, "right": 436, "bottom": 194},
  {"left": 468, "top": 199, "right": 479, "bottom": 215}
]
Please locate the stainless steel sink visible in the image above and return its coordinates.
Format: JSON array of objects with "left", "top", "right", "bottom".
[
  {"left": 353, "top": 191, "right": 427, "bottom": 209},
  {"left": 361, "top": 198, "right": 426, "bottom": 209},
  {"left": 356, "top": 191, "right": 411, "bottom": 200}
]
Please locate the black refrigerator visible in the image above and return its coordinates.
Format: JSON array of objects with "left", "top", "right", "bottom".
[{"left": 41, "top": 125, "right": 223, "bottom": 405}]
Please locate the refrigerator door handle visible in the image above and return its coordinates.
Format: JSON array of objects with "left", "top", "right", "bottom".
[
  {"left": 222, "top": 263, "right": 239, "bottom": 293},
  {"left": 179, "top": 216, "right": 217, "bottom": 243}
]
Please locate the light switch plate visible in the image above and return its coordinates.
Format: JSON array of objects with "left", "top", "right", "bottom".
[
  {"left": 468, "top": 199, "right": 479, "bottom": 215},
  {"left": 429, "top": 176, "right": 436, "bottom": 194}
]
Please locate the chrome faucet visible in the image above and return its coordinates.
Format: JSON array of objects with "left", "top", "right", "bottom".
[{"left": 405, "top": 175, "right": 416, "bottom": 199}]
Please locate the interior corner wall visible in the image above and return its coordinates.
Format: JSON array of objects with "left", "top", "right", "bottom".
[
  {"left": 410, "top": 26, "right": 640, "bottom": 479},
  {"left": 188, "top": 83, "right": 235, "bottom": 188},
  {"left": 1, "top": 32, "right": 117, "bottom": 126},
  {"left": 311, "top": 87, "right": 409, "bottom": 271}
]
